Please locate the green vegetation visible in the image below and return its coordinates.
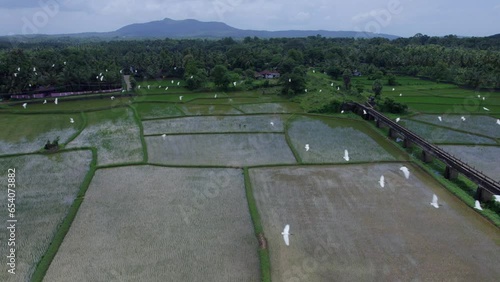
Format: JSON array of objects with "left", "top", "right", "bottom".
[{"left": 244, "top": 168, "right": 271, "bottom": 282}]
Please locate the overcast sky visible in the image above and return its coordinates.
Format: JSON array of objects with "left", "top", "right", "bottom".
[{"left": 0, "top": 0, "right": 498, "bottom": 37}]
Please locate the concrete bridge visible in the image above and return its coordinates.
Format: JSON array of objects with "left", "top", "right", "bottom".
[{"left": 347, "top": 102, "right": 500, "bottom": 202}]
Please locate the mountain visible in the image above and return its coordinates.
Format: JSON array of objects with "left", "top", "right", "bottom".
[{"left": 108, "top": 18, "right": 399, "bottom": 39}]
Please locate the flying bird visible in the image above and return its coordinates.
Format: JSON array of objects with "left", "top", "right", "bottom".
[
  {"left": 331, "top": 82, "right": 334, "bottom": 87},
  {"left": 171, "top": 80, "right": 174, "bottom": 84},
  {"left": 43, "top": 100, "right": 47, "bottom": 104},
  {"left": 482, "top": 97, "right": 485, "bottom": 101},
  {"left": 165, "top": 86, "right": 168, "bottom": 90},
  {"left": 162, "top": 134, "right": 166, "bottom": 139},
  {"left": 138, "top": 85, "right": 141, "bottom": 89},
  {"left": 177, "top": 82, "right": 180, "bottom": 86},
  {"left": 337, "top": 86, "right": 340, "bottom": 91},
  {"left": 214, "top": 94, "right": 217, "bottom": 98},
  {"left": 13, "top": 73, "right": 17, "bottom": 77},
  {"left": 461, "top": 116, "right": 466, "bottom": 121},
  {"left": 70, "top": 118, "right": 74, "bottom": 124},
  {"left": 400, "top": 166, "right": 410, "bottom": 179},
  {"left": 399, "top": 93, "right": 403, "bottom": 96},
  {"left": 288, "top": 78, "right": 291, "bottom": 82},
  {"left": 33, "top": 67, "right": 36, "bottom": 72},
  {"left": 305, "top": 89, "right": 308, "bottom": 92},
  {"left": 313, "top": 70, "right": 315, "bottom": 73},
  {"left": 281, "top": 224, "right": 292, "bottom": 246},
  {"left": 179, "top": 96, "right": 183, "bottom": 101},
  {"left": 110, "top": 96, "right": 115, "bottom": 100},
  {"left": 54, "top": 98, "right": 58, "bottom": 105},
  {"left": 147, "top": 85, "right": 150, "bottom": 89},
  {"left": 305, "top": 144, "right": 310, "bottom": 151},
  {"left": 474, "top": 200, "right": 483, "bottom": 211},
  {"left": 392, "top": 88, "right": 395, "bottom": 91},
  {"left": 119, "top": 69, "right": 122, "bottom": 73},
  {"left": 270, "top": 121, "right": 274, "bottom": 126},
  {"left": 343, "top": 150, "right": 349, "bottom": 161},
  {"left": 363, "top": 109, "right": 367, "bottom": 115},
  {"left": 395, "top": 117, "right": 400, "bottom": 123},
  {"left": 379, "top": 175, "right": 385, "bottom": 188},
  {"left": 483, "top": 107, "right": 490, "bottom": 111},
  {"left": 477, "top": 95, "right": 481, "bottom": 98},
  {"left": 190, "top": 75, "right": 193, "bottom": 79},
  {"left": 233, "top": 81, "right": 237, "bottom": 86},
  {"left": 63, "top": 61, "right": 66, "bottom": 65},
  {"left": 100, "top": 76, "right": 104, "bottom": 81},
  {"left": 431, "top": 194, "right": 439, "bottom": 208},
  {"left": 341, "top": 110, "right": 344, "bottom": 114},
  {"left": 22, "top": 103, "right": 27, "bottom": 109},
  {"left": 438, "top": 116, "right": 442, "bottom": 122},
  {"left": 497, "top": 119, "right": 500, "bottom": 125},
  {"left": 17, "top": 67, "right": 20, "bottom": 71}
]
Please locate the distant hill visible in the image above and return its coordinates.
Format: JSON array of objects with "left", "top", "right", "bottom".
[
  {"left": 1, "top": 18, "right": 400, "bottom": 41},
  {"left": 108, "top": 18, "right": 399, "bottom": 39}
]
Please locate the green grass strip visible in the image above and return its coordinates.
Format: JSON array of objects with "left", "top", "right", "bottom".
[
  {"left": 243, "top": 167, "right": 271, "bottom": 282},
  {"left": 31, "top": 147, "right": 98, "bottom": 282},
  {"left": 283, "top": 115, "right": 302, "bottom": 164},
  {"left": 129, "top": 104, "right": 148, "bottom": 163}
]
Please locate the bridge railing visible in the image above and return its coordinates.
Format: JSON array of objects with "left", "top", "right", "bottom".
[{"left": 354, "top": 103, "right": 500, "bottom": 197}]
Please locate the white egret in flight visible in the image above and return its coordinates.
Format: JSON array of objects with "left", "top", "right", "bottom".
[
  {"left": 43, "top": 100, "right": 47, "bottom": 104},
  {"left": 70, "top": 118, "right": 74, "bottom": 124},
  {"left": 399, "top": 93, "right": 402, "bottom": 96},
  {"left": 179, "top": 96, "right": 183, "bottom": 101},
  {"left": 305, "top": 89, "right": 307, "bottom": 92},
  {"left": 337, "top": 86, "right": 340, "bottom": 91},
  {"left": 288, "top": 78, "right": 291, "bottom": 82},
  {"left": 319, "top": 89, "right": 322, "bottom": 92},
  {"left": 474, "top": 200, "right": 483, "bottom": 211},
  {"left": 431, "top": 194, "right": 439, "bottom": 208},
  {"left": 379, "top": 175, "right": 385, "bottom": 188},
  {"left": 177, "top": 82, "right": 180, "bottom": 86},
  {"left": 395, "top": 117, "right": 400, "bottom": 123},
  {"left": 111, "top": 96, "right": 115, "bottom": 100},
  {"left": 363, "top": 109, "right": 367, "bottom": 115},
  {"left": 17, "top": 67, "right": 20, "bottom": 71},
  {"left": 54, "top": 98, "right": 58, "bottom": 105},
  {"left": 281, "top": 224, "right": 292, "bottom": 246},
  {"left": 214, "top": 94, "right": 217, "bottom": 98},
  {"left": 233, "top": 81, "right": 237, "bottom": 86},
  {"left": 305, "top": 144, "right": 310, "bottom": 151},
  {"left": 399, "top": 166, "right": 410, "bottom": 179},
  {"left": 162, "top": 134, "right": 166, "bottom": 139},
  {"left": 22, "top": 103, "right": 27, "bottom": 109},
  {"left": 341, "top": 110, "right": 344, "bottom": 114},
  {"left": 171, "top": 80, "right": 174, "bottom": 84},
  {"left": 483, "top": 107, "right": 490, "bottom": 111},
  {"left": 438, "top": 116, "right": 442, "bottom": 122},
  {"left": 461, "top": 116, "right": 466, "bottom": 121},
  {"left": 343, "top": 150, "right": 349, "bottom": 161},
  {"left": 331, "top": 82, "right": 334, "bottom": 87},
  {"left": 497, "top": 119, "right": 500, "bottom": 125},
  {"left": 13, "top": 73, "right": 17, "bottom": 77},
  {"left": 270, "top": 122, "right": 274, "bottom": 126}
]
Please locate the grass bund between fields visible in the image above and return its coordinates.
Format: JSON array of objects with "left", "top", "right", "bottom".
[{"left": 0, "top": 75, "right": 499, "bottom": 281}]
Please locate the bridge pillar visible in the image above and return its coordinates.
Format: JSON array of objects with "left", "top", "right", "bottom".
[
  {"left": 444, "top": 166, "right": 458, "bottom": 180},
  {"left": 421, "top": 150, "right": 433, "bottom": 163},
  {"left": 475, "top": 186, "right": 494, "bottom": 202},
  {"left": 388, "top": 128, "right": 398, "bottom": 138},
  {"left": 403, "top": 138, "right": 412, "bottom": 148}
]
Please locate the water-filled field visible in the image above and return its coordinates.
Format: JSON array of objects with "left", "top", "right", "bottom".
[
  {"left": 250, "top": 164, "right": 500, "bottom": 281},
  {"left": 0, "top": 151, "right": 92, "bottom": 282},
  {"left": 143, "top": 115, "right": 285, "bottom": 135},
  {"left": 146, "top": 133, "right": 297, "bottom": 166},
  {"left": 439, "top": 145, "right": 500, "bottom": 182},
  {"left": 44, "top": 166, "right": 259, "bottom": 282}
]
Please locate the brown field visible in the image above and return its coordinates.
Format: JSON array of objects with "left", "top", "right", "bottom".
[
  {"left": 249, "top": 164, "right": 500, "bottom": 281},
  {"left": 44, "top": 166, "right": 259, "bottom": 281}
]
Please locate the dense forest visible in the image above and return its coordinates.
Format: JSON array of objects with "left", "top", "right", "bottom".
[{"left": 1, "top": 34, "right": 499, "bottom": 97}]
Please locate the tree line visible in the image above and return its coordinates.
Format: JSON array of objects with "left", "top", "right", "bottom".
[{"left": 0, "top": 34, "right": 499, "bottom": 97}]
